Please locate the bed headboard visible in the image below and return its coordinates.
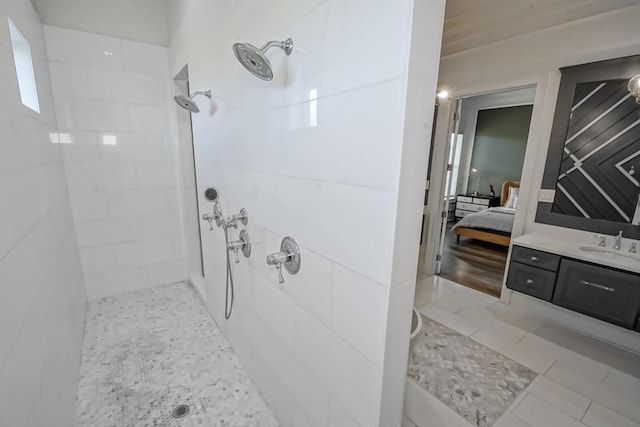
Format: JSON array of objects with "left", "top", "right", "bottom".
[{"left": 501, "top": 181, "right": 520, "bottom": 206}]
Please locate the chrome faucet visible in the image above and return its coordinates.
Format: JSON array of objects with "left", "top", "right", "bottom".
[
  {"left": 594, "top": 234, "right": 606, "bottom": 247},
  {"left": 613, "top": 231, "right": 623, "bottom": 250},
  {"left": 630, "top": 242, "right": 637, "bottom": 254}
]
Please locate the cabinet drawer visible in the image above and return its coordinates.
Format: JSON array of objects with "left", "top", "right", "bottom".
[
  {"left": 455, "top": 209, "right": 473, "bottom": 218},
  {"left": 473, "top": 198, "right": 490, "bottom": 206},
  {"left": 506, "top": 261, "right": 557, "bottom": 301},
  {"left": 457, "top": 196, "right": 473, "bottom": 203},
  {"left": 511, "top": 246, "right": 561, "bottom": 271},
  {"left": 457, "top": 202, "right": 485, "bottom": 212},
  {"left": 553, "top": 260, "right": 640, "bottom": 329}
]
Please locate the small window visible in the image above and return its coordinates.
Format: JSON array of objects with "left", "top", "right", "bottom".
[{"left": 8, "top": 18, "right": 40, "bottom": 113}]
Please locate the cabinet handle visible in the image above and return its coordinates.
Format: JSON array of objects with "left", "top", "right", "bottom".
[
  {"left": 525, "top": 279, "right": 534, "bottom": 285},
  {"left": 579, "top": 280, "right": 614, "bottom": 292},
  {"left": 530, "top": 256, "right": 538, "bottom": 262}
]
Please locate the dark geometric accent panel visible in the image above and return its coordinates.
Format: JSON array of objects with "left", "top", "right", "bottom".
[{"left": 551, "top": 79, "right": 640, "bottom": 222}]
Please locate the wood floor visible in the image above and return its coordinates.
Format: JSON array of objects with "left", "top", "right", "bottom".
[{"left": 439, "top": 223, "right": 508, "bottom": 298}]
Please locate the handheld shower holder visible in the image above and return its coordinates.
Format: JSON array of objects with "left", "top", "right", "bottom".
[
  {"left": 221, "top": 207, "right": 249, "bottom": 230},
  {"left": 266, "top": 236, "right": 301, "bottom": 284}
]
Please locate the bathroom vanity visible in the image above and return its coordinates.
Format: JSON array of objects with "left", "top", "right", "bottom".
[{"left": 506, "top": 233, "right": 640, "bottom": 332}]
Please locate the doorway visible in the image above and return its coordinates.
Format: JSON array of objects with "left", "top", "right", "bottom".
[{"left": 433, "top": 86, "right": 535, "bottom": 297}]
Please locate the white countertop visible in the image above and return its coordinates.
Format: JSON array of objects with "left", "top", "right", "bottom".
[{"left": 512, "top": 232, "right": 640, "bottom": 274}]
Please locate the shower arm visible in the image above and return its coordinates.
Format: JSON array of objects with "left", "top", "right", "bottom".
[
  {"left": 191, "top": 90, "right": 212, "bottom": 99},
  {"left": 260, "top": 38, "right": 293, "bottom": 56}
]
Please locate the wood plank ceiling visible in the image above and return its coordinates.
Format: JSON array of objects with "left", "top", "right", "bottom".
[{"left": 442, "top": 0, "right": 640, "bottom": 57}]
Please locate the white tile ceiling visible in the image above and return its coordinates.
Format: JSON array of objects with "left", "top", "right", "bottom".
[{"left": 442, "top": 0, "right": 639, "bottom": 57}]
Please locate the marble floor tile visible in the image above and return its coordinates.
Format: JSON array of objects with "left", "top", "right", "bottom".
[
  {"left": 525, "top": 376, "right": 591, "bottom": 420},
  {"left": 493, "top": 413, "right": 530, "bottom": 427},
  {"left": 512, "top": 394, "right": 586, "bottom": 427},
  {"left": 75, "top": 282, "right": 279, "bottom": 427},
  {"left": 605, "top": 369, "right": 640, "bottom": 399},
  {"left": 404, "top": 379, "right": 474, "bottom": 427},
  {"left": 408, "top": 316, "right": 536, "bottom": 427},
  {"left": 546, "top": 362, "right": 640, "bottom": 423},
  {"left": 417, "top": 303, "right": 481, "bottom": 337},
  {"left": 582, "top": 402, "right": 640, "bottom": 427}
]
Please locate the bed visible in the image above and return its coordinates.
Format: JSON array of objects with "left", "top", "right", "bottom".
[{"left": 451, "top": 181, "right": 519, "bottom": 247}]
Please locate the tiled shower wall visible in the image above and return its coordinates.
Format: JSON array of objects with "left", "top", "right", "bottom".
[
  {"left": 0, "top": 3, "right": 86, "bottom": 426},
  {"left": 44, "top": 26, "right": 189, "bottom": 300},
  {"left": 168, "top": 0, "right": 445, "bottom": 425}
]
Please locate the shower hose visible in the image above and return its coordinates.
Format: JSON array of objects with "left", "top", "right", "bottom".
[{"left": 223, "top": 225, "right": 235, "bottom": 319}]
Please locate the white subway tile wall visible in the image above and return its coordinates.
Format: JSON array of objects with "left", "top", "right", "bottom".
[
  {"left": 166, "top": 0, "right": 444, "bottom": 425},
  {"left": 44, "top": 25, "right": 188, "bottom": 300},
  {"left": 0, "top": 2, "right": 86, "bottom": 426}
]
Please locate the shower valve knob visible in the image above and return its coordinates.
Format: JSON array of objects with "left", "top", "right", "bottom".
[
  {"left": 227, "top": 230, "right": 252, "bottom": 263},
  {"left": 202, "top": 213, "right": 215, "bottom": 230},
  {"left": 276, "top": 263, "right": 285, "bottom": 284},
  {"left": 266, "top": 253, "right": 287, "bottom": 283},
  {"left": 266, "top": 237, "right": 301, "bottom": 284}
]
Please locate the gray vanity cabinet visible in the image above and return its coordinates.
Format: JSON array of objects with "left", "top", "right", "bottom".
[
  {"left": 506, "top": 245, "right": 640, "bottom": 331},
  {"left": 553, "top": 260, "right": 640, "bottom": 329},
  {"left": 506, "top": 246, "right": 560, "bottom": 301}
]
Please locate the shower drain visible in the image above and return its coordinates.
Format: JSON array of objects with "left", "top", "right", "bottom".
[{"left": 171, "top": 404, "right": 190, "bottom": 419}]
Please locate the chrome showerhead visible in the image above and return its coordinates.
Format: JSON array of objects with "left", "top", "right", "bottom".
[
  {"left": 173, "top": 90, "right": 212, "bottom": 113},
  {"left": 232, "top": 38, "right": 293, "bottom": 81},
  {"left": 174, "top": 94, "right": 199, "bottom": 112}
]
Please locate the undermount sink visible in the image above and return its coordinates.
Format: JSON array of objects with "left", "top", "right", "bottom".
[{"left": 578, "top": 246, "right": 640, "bottom": 262}]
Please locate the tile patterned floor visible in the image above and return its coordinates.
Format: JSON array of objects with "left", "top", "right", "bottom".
[
  {"left": 75, "top": 282, "right": 279, "bottom": 427},
  {"left": 408, "top": 316, "right": 536, "bottom": 426},
  {"left": 405, "top": 275, "right": 640, "bottom": 427}
]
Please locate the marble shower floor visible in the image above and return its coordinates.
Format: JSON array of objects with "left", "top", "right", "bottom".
[
  {"left": 75, "top": 282, "right": 278, "bottom": 427},
  {"left": 408, "top": 316, "right": 536, "bottom": 427}
]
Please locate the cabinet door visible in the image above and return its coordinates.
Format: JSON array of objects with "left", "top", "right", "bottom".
[
  {"left": 506, "top": 261, "right": 557, "bottom": 301},
  {"left": 553, "top": 260, "right": 640, "bottom": 329},
  {"left": 511, "top": 246, "right": 561, "bottom": 272}
]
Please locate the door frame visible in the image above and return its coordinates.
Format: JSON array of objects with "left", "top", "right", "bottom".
[{"left": 420, "top": 84, "right": 542, "bottom": 302}]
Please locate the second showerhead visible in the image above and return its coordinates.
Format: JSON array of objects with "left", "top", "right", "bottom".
[
  {"left": 173, "top": 90, "right": 212, "bottom": 113},
  {"left": 233, "top": 38, "right": 293, "bottom": 81}
]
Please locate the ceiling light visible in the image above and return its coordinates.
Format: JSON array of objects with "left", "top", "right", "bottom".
[{"left": 437, "top": 90, "right": 450, "bottom": 100}]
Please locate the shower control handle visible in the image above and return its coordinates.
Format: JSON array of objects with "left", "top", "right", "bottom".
[
  {"left": 227, "top": 230, "right": 252, "bottom": 263},
  {"left": 202, "top": 212, "right": 215, "bottom": 230},
  {"left": 276, "top": 262, "right": 285, "bottom": 284},
  {"left": 266, "top": 251, "right": 288, "bottom": 265},
  {"left": 266, "top": 253, "right": 286, "bottom": 284},
  {"left": 223, "top": 208, "right": 249, "bottom": 230},
  {"left": 266, "top": 237, "right": 301, "bottom": 284}
]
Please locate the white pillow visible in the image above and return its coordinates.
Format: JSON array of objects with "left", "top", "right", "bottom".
[{"left": 504, "top": 187, "right": 519, "bottom": 209}]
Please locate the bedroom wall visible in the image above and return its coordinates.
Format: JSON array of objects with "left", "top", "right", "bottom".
[
  {"left": 466, "top": 105, "right": 533, "bottom": 195},
  {"left": 454, "top": 86, "right": 535, "bottom": 197}
]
